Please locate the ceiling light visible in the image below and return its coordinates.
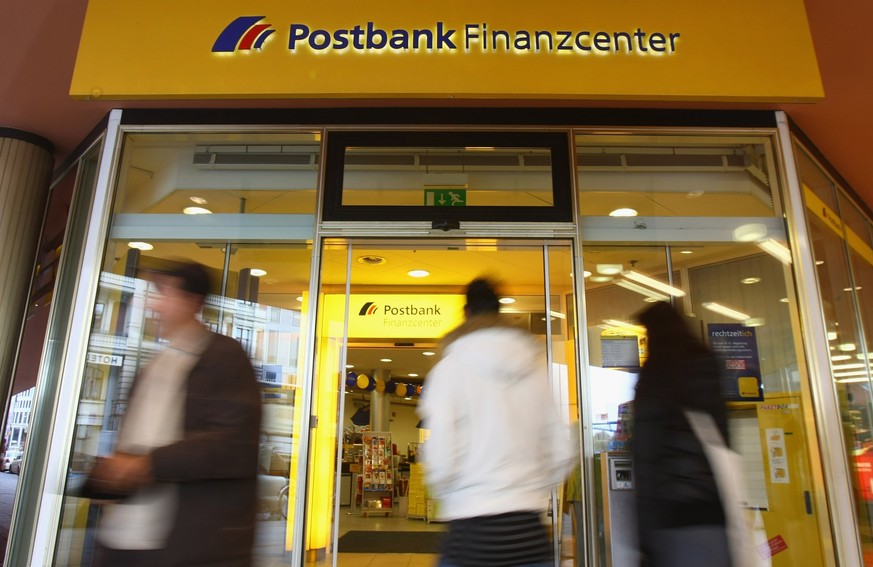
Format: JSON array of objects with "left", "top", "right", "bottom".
[
  {"left": 741, "top": 277, "right": 761, "bottom": 285},
  {"left": 839, "top": 343, "right": 857, "bottom": 352},
  {"left": 296, "top": 296, "right": 303, "bottom": 302},
  {"left": 183, "top": 206, "right": 212, "bottom": 215},
  {"left": 589, "top": 276, "right": 614, "bottom": 283},
  {"left": 407, "top": 270, "right": 430, "bottom": 278},
  {"left": 615, "top": 279, "right": 670, "bottom": 302},
  {"left": 583, "top": 270, "right": 592, "bottom": 278},
  {"left": 780, "top": 297, "right": 789, "bottom": 303},
  {"left": 250, "top": 268, "right": 267, "bottom": 277},
  {"left": 743, "top": 318, "right": 765, "bottom": 327},
  {"left": 499, "top": 297, "right": 516, "bottom": 304},
  {"left": 833, "top": 363, "right": 867, "bottom": 371},
  {"left": 190, "top": 196, "right": 208, "bottom": 205},
  {"left": 380, "top": 358, "right": 392, "bottom": 363},
  {"left": 624, "top": 270, "right": 686, "bottom": 297},
  {"left": 408, "top": 373, "right": 419, "bottom": 378},
  {"left": 733, "top": 223, "right": 768, "bottom": 242},
  {"left": 827, "top": 332, "right": 838, "bottom": 341},
  {"left": 687, "top": 190, "right": 704, "bottom": 198},
  {"left": 831, "top": 355, "right": 852, "bottom": 361},
  {"left": 346, "top": 365, "right": 355, "bottom": 369},
  {"left": 643, "top": 297, "right": 659, "bottom": 303},
  {"left": 836, "top": 377, "right": 871, "bottom": 383},
  {"left": 702, "top": 302, "right": 750, "bottom": 321},
  {"left": 609, "top": 208, "right": 638, "bottom": 217},
  {"left": 680, "top": 250, "right": 694, "bottom": 255},
  {"left": 603, "top": 319, "right": 646, "bottom": 332},
  {"left": 422, "top": 351, "right": 436, "bottom": 357},
  {"left": 596, "top": 264, "right": 623, "bottom": 275},
  {"left": 843, "top": 286, "right": 862, "bottom": 292},
  {"left": 815, "top": 260, "right": 824, "bottom": 266},
  {"left": 127, "top": 241, "right": 154, "bottom": 251},
  {"left": 860, "top": 353, "right": 873, "bottom": 360},
  {"left": 757, "top": 238, "right": 792, "bottom": 264}
]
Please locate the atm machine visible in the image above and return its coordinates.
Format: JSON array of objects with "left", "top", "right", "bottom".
[{"left": 595, "top": 452, "right": 639, "bottom": 567}]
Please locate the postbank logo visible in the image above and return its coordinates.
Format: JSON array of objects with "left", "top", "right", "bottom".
[
  {"left": 211, "top": 16, "right": 683, "bottom": 56},
  {"left": 212, "top": 16, "right": 276, "bottom": 53},
  {"left": 358, "top": 302, "right": 379, "bottom": 316}
]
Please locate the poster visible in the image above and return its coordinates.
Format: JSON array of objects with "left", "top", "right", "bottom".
[{"left": 707, "top": 323, "right": 764, "bottom": 401}]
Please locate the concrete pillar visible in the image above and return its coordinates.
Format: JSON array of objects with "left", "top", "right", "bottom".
[
  {"left": 0, "top": 129, "right": 54, "bottom": 420},
  {"left": 370, "top": 368, "right": 392, "bottom": 432}
]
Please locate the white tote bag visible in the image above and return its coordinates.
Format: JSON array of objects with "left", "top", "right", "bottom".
[{"left": 684, "top": 410, "right": 765, "bottom": 567}]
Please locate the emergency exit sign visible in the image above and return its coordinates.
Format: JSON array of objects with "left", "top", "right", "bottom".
[{"left": 424, "top": 189, "right": 466, "bottom": 206}]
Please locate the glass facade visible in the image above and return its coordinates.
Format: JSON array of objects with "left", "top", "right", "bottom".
[
  {"left": 794, "top": 141, "right": 873, "bottom": 560},
  {"left": 11, "top": 112, "right": 872, "bottom": 566}
]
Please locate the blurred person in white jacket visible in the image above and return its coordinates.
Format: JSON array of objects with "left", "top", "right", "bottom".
[{"left": 418, "top": 278, "right": 578, "bottom": 567}]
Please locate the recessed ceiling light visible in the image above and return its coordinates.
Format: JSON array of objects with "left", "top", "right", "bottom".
[
  {"left": 357, "top": 255, "right": 387, "bottom": 265},
  {"left": 732, "top": 223, "right": 767, "bottom": 242},
  {"left": 407, "top": 270, "right": 430, "bottom": 278},
  {"left": 643, "top": 297, "right": 659, "bottom": 303},
  {"left": 609, "top": 208, "right": 638, "bottom": 217},
  {"left": 596, "top": 264, "right": 623, "bottom": 275},
  {"left": 780, "top": 297, "right": 789, "bottom": 303},
  {"left": 815, "top": 260, "right": 824, "bottom": 266},
  {"left": 183, "top": 206, "right": 212, "bottom": 215},
  {"left": 680, "top": 250, "right": 693, "bottom": 255},
  {"left": 380, "top": 358, "right": 393, "bottom": 363},
  {"left": 839, "top": 343, "right": 857, "bottom": 352},
  {"left": 422, "top": 351, "right": 436, "bottom": 357},
  {"left": 296, "top": 296, "right": 303, "bottom": 302},
  {"left": 189, "top": 196, "right": 208, "bottom": 205},
  {"left": 499, "top": 297, "right": 516, "bottom": 304},
  {"left": 827, "top": 332, "right": 838, "bottom": 341},
  {"left": 687, "top": 190, "right": 704, "bottom": 198},
  {"left": 831, "top": 355, "right": 852, "bottom": 361},
  {"left": 741, "top": 277, "right": 761, "bottom": 285},
  {"left": 346, "top": 365, "right": 355, "bottom": 369},
  {"left": 250, "top": 268, "right": 267, "bottom": 277},
  {"left": 843, "top": 286, "right": 862, "bottom": 292},
  {"left": 589, "top": 276, "right": 614, "bottom": 283},
  {"left": 583, "top": 270, "right": 592, "bottom": 278},
  {"left": 127, "top": 241, "right": 153, "bottom": 251},
  {"left": 408, "top": 373, "right": 419, "bottom": 377}
]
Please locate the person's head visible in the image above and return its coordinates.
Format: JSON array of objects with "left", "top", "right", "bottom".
[
  {"left": 464, "top": 277, "right": 501, "bottom": 318},
  {"left": 149, "top": 262, "right": 212, "bottom": 336},
  {"left": 635, "top": 301, "right": 699, "bottom": 354}
]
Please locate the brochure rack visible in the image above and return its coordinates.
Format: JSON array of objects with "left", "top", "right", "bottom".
[{"left": 360, "top": 431, "right": 393, "bottom": 516}]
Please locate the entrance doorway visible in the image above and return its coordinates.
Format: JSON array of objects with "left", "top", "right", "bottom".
[{"left": 300, "top": 238, "right": 582, "bottom": 567}]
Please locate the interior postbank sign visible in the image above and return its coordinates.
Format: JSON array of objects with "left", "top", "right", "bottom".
[{"left": 71, "top": 0, "right": 823, "bottom": 101}]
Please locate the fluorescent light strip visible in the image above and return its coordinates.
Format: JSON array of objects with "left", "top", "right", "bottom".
[
  {"left": 757, "top": 238, "right": 792, "bottom": 264},
  {"left": 603, "top": 319, "right": 646, "bottom": 333},
  {"left": 834, "top": 370, "right": 871, "bottom": 378},
  {"left": 831, "top": 355, "right": 852, "bottom": 361},
  {"left": 833, "top": 363, "right": 868, "bottom": 371},
  {"left": 702, "top": 302, "right": 750, "bottom": 321},
  {"left": 836, "top": 377, "right": 871, "bottom": 383},
  {"left": 615, "top": 279, "right": 670, "bottom": 302},
  {"left": 624, "top": 270, "right": 686, "bottom": 297}
]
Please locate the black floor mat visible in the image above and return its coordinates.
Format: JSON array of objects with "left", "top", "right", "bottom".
[{"left": 337, "top": 530, "right": 444, "bottom": 554}]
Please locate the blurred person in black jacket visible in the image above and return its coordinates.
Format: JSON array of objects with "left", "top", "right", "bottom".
[
  {"left": 87, "top": 262, "right": 262, "bottom": 567},
  {"left": 632, "top": 301, "right": 732, "bottom": 567}
]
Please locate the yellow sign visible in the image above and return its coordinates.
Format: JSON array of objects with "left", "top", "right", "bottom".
[
  {"left": 323, "top": 294, "right": 466, "bottom": 339},
  {"left": 71, "top": 0, "right": 822, "bottom": 101}
]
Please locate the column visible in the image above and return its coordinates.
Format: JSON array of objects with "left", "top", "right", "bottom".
[
  {"left": 370, "top": 368, "right": 392, "bottom": 432},
  {"left": 0, "top": 128, "right": 54, "bottom": 417}
]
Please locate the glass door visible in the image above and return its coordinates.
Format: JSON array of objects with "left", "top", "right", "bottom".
[{"left": 302, "top": 238, "right": 582, "bottom": 567}]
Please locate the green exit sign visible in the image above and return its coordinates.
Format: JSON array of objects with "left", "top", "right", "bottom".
[{"left": 424, "top": 189, "right": 467, "bottom": 207}]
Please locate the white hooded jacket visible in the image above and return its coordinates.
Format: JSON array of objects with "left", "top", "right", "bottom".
[{"left": 418, "top": 325, "right": 578, "bottom": 521}]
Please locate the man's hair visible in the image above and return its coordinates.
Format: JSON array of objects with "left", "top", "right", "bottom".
[
  {"left": 465, "top": 277, "right": 501, "bottom": 316},
  {"left": 158, "top": 262, "right": 212, "bottom": 301}
]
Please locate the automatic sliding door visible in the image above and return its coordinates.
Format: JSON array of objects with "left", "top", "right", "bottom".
[{"left": 303, "top": 239, "right": 582, "bottom": 567}]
